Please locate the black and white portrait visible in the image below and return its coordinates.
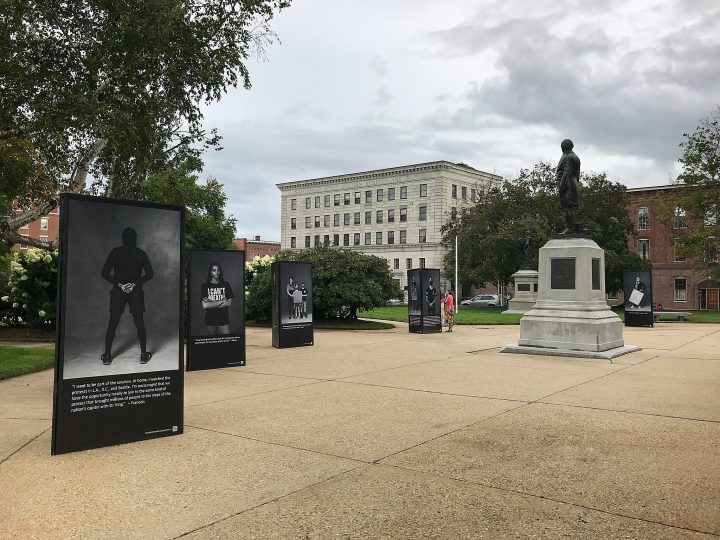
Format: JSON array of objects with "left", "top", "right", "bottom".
[
  {"left": 408, "top": 269, "right": 421, "bottom": 316},
  {"left": 279, "top": 263, "right": 312, "bottom": 325},
  {"left": 423, "top": 275, "right": 438, "bottom": 316},
  {"left": 623, "top": 270, "right": 653, "bottom": 314},
  {"left": 60, "top": 197, "right": 183, "bottom": 379}
]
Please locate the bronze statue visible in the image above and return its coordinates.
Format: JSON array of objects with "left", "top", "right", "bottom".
[
  {"left": 556, "top": 139, "right": 581, "bottom": 233},
  {"left": 521, "top": 229, "right": 534, "bottom": 269}
]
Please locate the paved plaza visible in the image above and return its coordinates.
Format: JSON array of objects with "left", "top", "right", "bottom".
[{"left": 1, "top": 323, "right": 719, "bottom": 539}]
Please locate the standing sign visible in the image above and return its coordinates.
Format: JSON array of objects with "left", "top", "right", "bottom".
[
  {"left": 272, "top": 261, "right": 313, "bottom": 348},
  {"left": 407, "top": 268, "right": 442, "bottom": 333},
  {"left": 187, "top": 249, "right": 246, "bottom": 370},
  {"left": 623, "top": 270, "right": 653, "bottom": 327},
  {"left": 52, "top": 195, "right": 184, "bottom": 454}
]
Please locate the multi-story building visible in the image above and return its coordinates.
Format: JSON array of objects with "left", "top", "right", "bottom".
[
  {"left": 233, "top": 235, "right": 281, "bottom": 259},
  {"left": 13, "top": 207, "right": 60, "bottom": 250},
  {"left": 627, "top": 185, "right": 719, "bottom": 311},
  {"left": 277, "top": 161, "right": 502, "bottom": 292}
]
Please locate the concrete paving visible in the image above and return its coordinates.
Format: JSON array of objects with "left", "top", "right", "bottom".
[{"left": 1, "top": 323, "right": 719, "bottom": 539}]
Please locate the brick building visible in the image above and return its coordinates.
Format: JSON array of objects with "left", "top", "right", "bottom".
[
  {"left": 13, "top": 207, "right": 60, "bottom": 250},
  {"left": 627, "top": 185, "right": 719, "bottom": 311},
  {"left": 233, "top": 236, "right": 281, "bottom": 260}
]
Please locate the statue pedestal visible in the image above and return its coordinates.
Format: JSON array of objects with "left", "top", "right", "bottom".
[
  {"left": 503, "top": 269, "right": 538, "bottom": 314},
  {"left": 500, "top": 236, "right": 639, "bottom": 359}
]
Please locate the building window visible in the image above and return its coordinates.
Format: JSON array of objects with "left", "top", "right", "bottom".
[
  {"left": 674, "top": 207, "right": 687, "bottom": 229},
  {"left": 462, "top": 186, "right": 467, "bottom": 200},
  {"left": 393, "top": 258, "right": 399, "bottom": 269},
  {"left": 420, "top": 184, "right": 427, "bottom": 197},
  {"left": 291, "top": 199, "right": 297, "bottom": 210},
  {"left": 376, "top": 210, "right": 383, "bottom": 223},
  {"left": 19, "top": 235, "right": 29, "bottom": 249},
  {"left": 344, "top": 193, "right": 350, "bottom": 205},
  {"left": 305, "top": 236, "right": 311, "bottom": 248},
  {"left": 406, "top": 258, "right": 412, "bottom": 269},
  {"left": 314, "top": 235, "right": 320, "bottom": 246},
  {"left": 704, "top": 205, "right": 717, "bottom": 226},
  {"left": 354, "top": 233, "right": 360, "bottom": 246},
  {"left": 354, "top": 212, "right": 360, "bottom": 225},
  {"left": 400, "top": 207, "right": 407, "bottom": 222},
  {"left": 315, "top": 216, "right": 320, "bottom": 228},
  {"left": 291, "top": 218, "right": 297, "bottom": 229},
  {"left": 334, "top": 214, "right": 340, "bottom": 226},
  {"left": 315, "top": 196, "right": 320, "bottom": 208},
  {"left": 334, "top": 194, "right": 340, "bottom": 206},
  {"left": 607, "top": 291, "right": 618, "bottom": 300},
  {"left": 673, "top": 243, "right": 686, "bottom": 262},
  {"left": 638, "top": 239, "right": 649, "bottom": 260},
  {"left": 365, "top": 211, "right": 371, "bottom": 225},
  {"left": 471, "top": 188, "right": 476, "bottom": 201},
  {"left": 637, "top": 207, "right": 649, "bottom": 229},
  {"left": 365, "top": 190, "right": 372, "bottom": 203},
  {"left": 400, "top": 230, "right": 406, "bottom": 244},
  {"left": 451, "top": 207, "right": 457, "bottom": 219},
  {"left": 324, "top": 215, "right": 330, "bottom": 227},
  {"left": 388, "top": 231, "right": 395, "bottom": 244},
  {"left": 419, "top": 205, "right": 427, "bottom": 221},
  {"left": 674, "top": 278, "right": 687, "bottom": 301},
  {"left": 400, "top": 186, "right": 407, "bottom": 199},
  {"left": 377, "top": 189, "right": 383, "bottom": 202},
  {"left": 290, "top": 237, "right": 296, "bottom": 248},
  {"left": 376, "top": 231, "right": 382, "bottom": 245},
  {"left": 388, "top": 187, "right": 395, "bottom": 201},
  {"left": 343, "top": 234, "right": 350, "bottom": 246},
  {"left": 305, "top": 197, "right": 311, "bottom": 209},
  {"left": 324, "top": 195, "right": 331, "bottom": 207},
  {"left": 365, "top": 232, "right": 371, "bottom": 245},
  {"left": 39, "top": 235, "right": 48, "bottom": 243},
  {"left": 333, "top": 234, "right": 339, "bottom": 246},
  {"left": 305, "top": 216, "right": 311, "bottom": 228},
  {"left": 452, "top": 184, "right": 457, "bottom": 198},
  {"left": 344, "top": 213, "right": 350, "bottom": 226},
  {"left": 324, "top": 234, "right": 330, "bottom": 245},
  {"left": 420, "top": 258, "right": 425, "bottom": 268},
  {"left": 354, "top": 192, "right": 360, "bottom": 204},
  {"left": 388, "top": 209, "right": 395, "bottom": 222},
  {"left": 419, "top": 229, "right": 426, "bottom": 243}
]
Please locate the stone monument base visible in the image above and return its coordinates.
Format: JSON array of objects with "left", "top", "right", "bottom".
[
  {"left": 503, "top": 269, "right": 538, "bottom": 315},
  {"left": 499, "top": 343, "right": 640, "bottom": 360}
]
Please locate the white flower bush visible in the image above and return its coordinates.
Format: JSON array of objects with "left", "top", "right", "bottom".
[{"left": 1, "top": 248, "right": 58, "bottom": 327}]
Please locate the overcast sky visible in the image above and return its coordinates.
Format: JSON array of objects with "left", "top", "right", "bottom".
[{"left": 200, "top": 0, "right": 720, "bottom": 241}]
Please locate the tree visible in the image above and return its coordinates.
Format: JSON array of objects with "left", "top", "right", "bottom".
[
  {"left": 246, "top": 247, "right": 403, "bottom": 321},
  {"left": 0, "top": 0, "right": 290, "bottom": 248},
  {"left": 130, "top": 160, "right": 237, "bottom": 250},
  {"left": 673, "top": 107, "right": 720, "bottom": 281},
  {"left": 443, "top": 162, "right": 648, "bottom": 295}
]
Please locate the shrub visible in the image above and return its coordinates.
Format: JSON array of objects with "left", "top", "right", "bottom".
[{"left": 1, "top": 248, "right": 58, "bottom": 327}]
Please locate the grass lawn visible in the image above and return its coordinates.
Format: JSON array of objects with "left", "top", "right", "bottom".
[
  {"left": 0, "top": 346, "right": 55, "bottom": 380},
  {"left": 247, "top": 319, "right": 395, "bottom": 330},
  {"left": 360, "top": 305, "right": 720, "bottom": 325}
]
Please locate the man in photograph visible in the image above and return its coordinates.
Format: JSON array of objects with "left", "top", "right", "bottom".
[
  {"left": 287, "top": 277, "right": 295, "bottom": 319},
  {"left": 425, "top": 277, "right": 437, "bottom": 314},
  {"left": 300, "top": 281, "right": 309, "bottom": 318},
  {"left": 100, "top": 227, "right": 154, "bottom": 365}
]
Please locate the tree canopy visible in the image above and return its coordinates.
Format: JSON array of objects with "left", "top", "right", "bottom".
[
  {"left": 673, "top": 107, "right": 720, "bottom": 281},
  {"left": 0, "top": 0, "right": 290, "bottom": 247},
  {"left": 442, "top": 163, "right": 648, "bottom": 294}
]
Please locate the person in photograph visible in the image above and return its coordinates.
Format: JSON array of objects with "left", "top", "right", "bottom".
[
  {"left": 292, "top": 285, "right": 302, "bottom": 318},
  {"left": 300, "top": 281, "right": 309, "bottom": 318},
  {"left": 286, "top": 277, "right": 295, "bottom": 319},
  {"left": 629, "top": 275, "right": 647, "bottom": 310},
  {"left": 100, "top": 227, "right": 154, "bottom": 365},
  {"left": 201, "top": 262, "right": 234, "bottom": 334},
  {"left": 425, "top": 277, "right": 437, "bottom": 314},
  {"left": 410, "top": 277, "right": 418, "bottom": 312}
]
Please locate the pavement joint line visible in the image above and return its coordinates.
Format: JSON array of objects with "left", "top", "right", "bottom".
[
  {"left": 531, "top": 401, "right": 720, "bottom": 424},
  {"left": 185, "top": 379, "right": 326, "bottom": 409},
  {"left": 0, "top": 416, "right": 50, "bottom": 421},
  {"left": 379, "top": 462, "right": 720, "bottom": 538},
  {"left": 0, "top": 427, "right": 48, "bottom": 466},
  {"left": 171, "top": 465, "right": 370, "bottom": 539},
  {"left": 184, "top": 424, "right": 369, "bottom": 464}
]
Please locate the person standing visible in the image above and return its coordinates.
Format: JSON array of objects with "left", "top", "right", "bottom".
[
  {"left": 300, "top": 282, "right": 309, "bottom": 318},
  {"left": 201, "top": 262, "right": 234, "bottom": 334},
  {"left": 444, "top": 290, "right": 455, "bottom": 332},
  {"left": 286, "top": 277, "right": 295, "bottom": 319},
  {"left": 100, "top": 227, "right": 154, "bottom": 365}
]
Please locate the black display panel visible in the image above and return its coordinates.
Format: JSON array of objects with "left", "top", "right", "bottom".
[
  {"left": 624, "top": 270, "right": 654, "bottom": 327},
  {"left": 52, "top": 194, "right": 184, "bottom": 454},
  {"left": 272, "top": 261, "right": 313, "bottom": 348},
  {"left": 187, "top": 249, "right": 246, "bottom": 370},
  {"left": 407, "top": 268, "right": 442, "bottom": 334}
]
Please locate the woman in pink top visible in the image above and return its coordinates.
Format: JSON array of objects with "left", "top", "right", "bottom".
[{"left": 444, "top": 291, "right": 455, "bottom": 332}]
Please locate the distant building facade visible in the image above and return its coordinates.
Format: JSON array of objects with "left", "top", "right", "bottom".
[
  {"left": 13, "top": 207, "right": 60, "bottom": 250},
  {"left": 276, "top": 161, "right": 502, "bottom": 293},
  {"left": 233, "top": 236, "right": 281, "bottom": 259},
  {"left": 627, "top": 185, "right": 719, "bottom": 311}
]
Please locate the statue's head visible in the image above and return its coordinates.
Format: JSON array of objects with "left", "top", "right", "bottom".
[{"left": 561, "top": 139, "right": 574, "bottom": 152}]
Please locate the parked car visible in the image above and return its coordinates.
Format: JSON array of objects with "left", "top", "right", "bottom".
[{"left": 460, "top": 294, "right": 501, "bottom": 307}]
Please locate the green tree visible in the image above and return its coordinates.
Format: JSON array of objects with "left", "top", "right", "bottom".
[
  {"left": 127, "top": 160, "right": 237, "bottom": 250},
  {"left": 0, "top": 0, "right": 290, "bottom": 247},
  {"left": 247, "top": 247, "right": 403, "bottom": 321},
  {"left": 443, "top": 162, "right": 648, "bottom": 296},
  {"left": 674, "top": 107, "right": 720, "bottom": 281}
]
